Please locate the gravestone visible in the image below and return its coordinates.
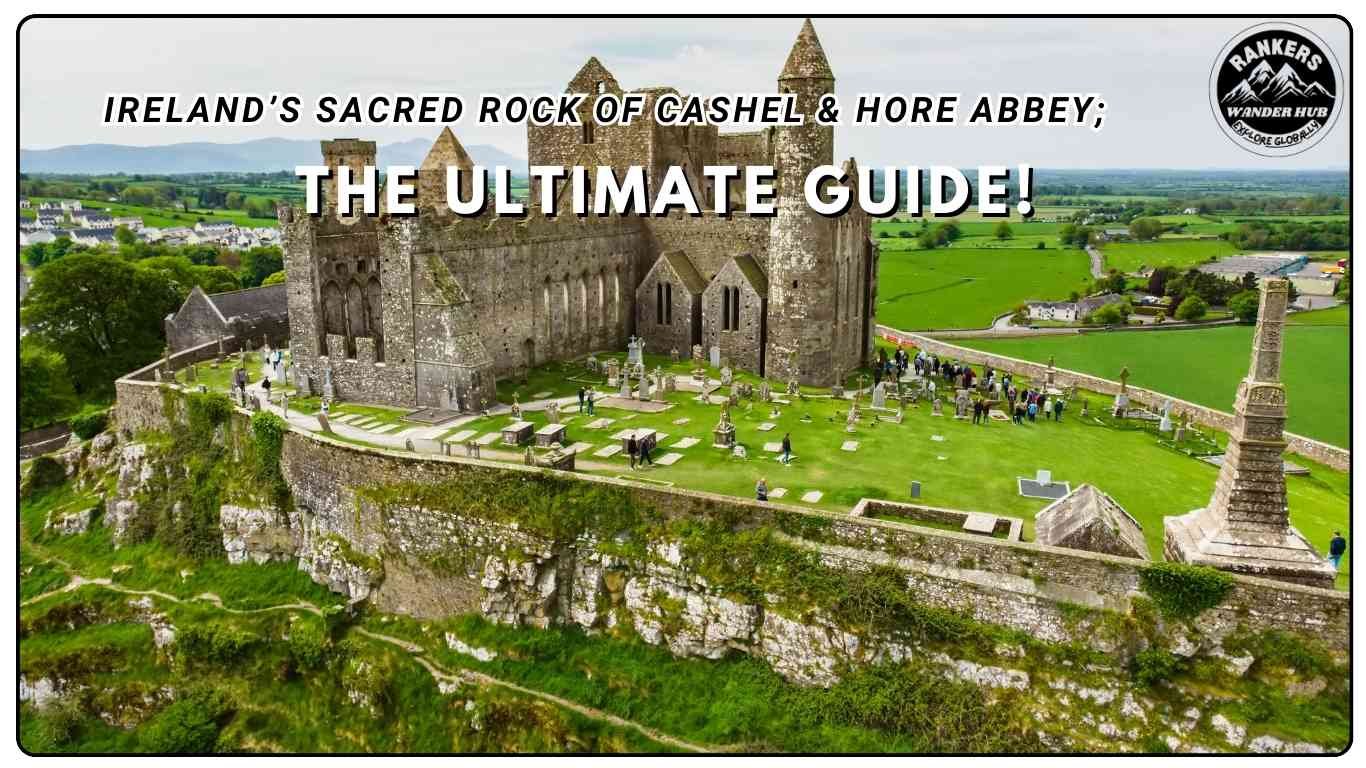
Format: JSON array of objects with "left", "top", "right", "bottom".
[
  {"left": 954, "top": 389, "right": 971, "bottom": 419},
  {"left": 637, "top": 376, "right": 651, "bottom": 401},
  {"left": 546, "top": 401, "right": 561, "bottom": 424},
  {"left": 709, "top": 346, "right": 722, "bottom": 368},
  {"left": 316, "top": 412, "right": 332, "bottom": 434},
  {"left": 691, "top": 344, "right": 704, "bottom": 364},
  {"left": 909, "top": 480, "right": 921, "bottom": 498},
  {"left": 619, "top": 376, "right": 632, "bottom": 398},
  {"left": 871, "top": 382, "right": 887, "bottom": 409},
  {"left": 465, "top": 440, "right": 480, "bottom": 458},
  {"left": 605, "top": 358, "right": 620, "bottom": 387},
  {"left": 719, "top": 366, "right": 733, "bottom": 386},
  {"left": 670, "top": 347, "right": 680, "bottom": 363},
  {"left": 627, "top": 336, "right": 644, "bottom": 365},
  {"left": 931, "top": 398, "right": 943, "bottom": 416},
  {"left": 759, "top": 380, "right": 772, "bottom": 402},
  {"left": 713, "top": 402, "right": 737, "bottom": 448},
  {"left": 510, "top": 394, "right": 523, "bottom": 419}
]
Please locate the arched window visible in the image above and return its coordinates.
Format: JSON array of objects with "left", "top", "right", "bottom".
[
  {"left": 560, "top": 281, "right": 570, "bottom": 339},
  {"left": 543, "top": 283, "right": 552, "bottom": 341},
  {"left": 612, "top": 271, "right": 621, "bottom": 326},
  {"left": 597, "top": 272, "right": 606, "bottom": 329},
  {"left": 322, "top": 281, "right": 346, "bottom": 339},
  {"left": 578, "top": 275, "right": 589, "bottom": 335}
]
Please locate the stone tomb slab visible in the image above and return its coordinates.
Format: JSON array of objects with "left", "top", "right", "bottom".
[
  {"left": 402, "top": 407, "right": 460, "bottom": 425},
  {"left": 501, "top": 420, "right": 534, "bottom": 446},
  {"left": 672, "top": 437, "right": 699, "bottom": 449},
  {"left": 1017, "top": 478, "right": 1072, "bottom": 501},
  {"left": 800, "top": 490, "right": 824, "bottom": 504},
  {"left": 609, "top": 429, "right": 635, "bottom": 440},
  {"left": 962, "top": 513, "right": 999, "bottom": 535},
  {"left": 566, "top": 442, "right": 593, "bottom": 455},
  {"left": 840, "top": 440, "right": 860, "bottom": 452},
  {"left": 593, "top": 445, "right": 623, "bottom": 458},
  {"left": 535, "top": 423, "right": 568, "bottom": 447},
  {"left": 599, "top": 396, "right": 671, "bottom": 413},
  {"left": 672, "top": 417, "right": 691, "bottom": 426},
  {"left": 585, "top": 418, "right": 616, "bottom": 430},
  {"left": 930, "top": 435, "right": 945, "bottom": 442},
  {"left": 757, "top": 422, "right": 777, "bottom": 432},
  {"left": 474, "top": 432, "right": 501, "bottom": 446},
  {"left": 445, "top": 429, "right": 478, "bottom": 444},
  {"left": 656, "top": 452, "right": 684, "bottom": 466},
  {"left": 768, "top": 487, "right": 788, "bottom": 499},
  {"left": 762, "top": 442, "right": 783, "bottom": 453}
]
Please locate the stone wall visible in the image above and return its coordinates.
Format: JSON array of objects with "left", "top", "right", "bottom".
[{"left": 886, "top": 327, "right": 1349, "bottom": 471}]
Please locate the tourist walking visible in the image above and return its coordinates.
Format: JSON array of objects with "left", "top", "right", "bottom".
[
  {"left": 756, "top": 477, "right": 768, "bottom": 502},
  {"left": 639, "top": 438, "right": 654, "bottom": 467},
  {"left": 628, "top": 435, "right": 638, "bottom": 470},
  {"left": 1027, "top": 400, "right": 1038, "bottom": 422},
  {"left": 1329, "top": 531, "right": 1347, "bottom": 570},
  {"left": 971, "top": 399, "right": 983, "bottom": 425},
  {"left": 577, "top": 386, "right": 586, "bottom": 413},
  {"left": 586, "top": 388, "right": 595, "bottom": 415},
  {"left": 781, "top": 433, "right": 792, "bottom": 465},
  {"left": 1053, "top": 398, "right": 1064, "bottom": 422}
]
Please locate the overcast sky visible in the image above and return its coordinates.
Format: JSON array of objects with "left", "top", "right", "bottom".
[{"left": 18, "top": 17, "right": 1350, "bottom": 169}]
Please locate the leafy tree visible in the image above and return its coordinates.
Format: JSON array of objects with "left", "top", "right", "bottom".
[
  {"left": 1127, "top": 217, "right": 1164, "bottom": 240},
  {"left": 1175, "top": 295, "right": 1208, "bottom": 321},
  {"left": 21, "top": 252, "right": 180, "bottom": 396},
  {"left": 114, "top": 225, "right": 138, "bottom": 248},
  {"left": 23, "top": 235, "right": 77, "bottom": 269},
  {"left": 1229, "top": 290, "right": 1260, "bottom": 323},
  {"left": 238, "top": 246, "right": 284, "bottom": 288},
  {"left": 1240, "top": 271, "right": 1258, "bottom": 292},
  {"left": 1095, "top": 269, "right": 1127, "bottom": 295},
  {"left": 1146, "top": 266, "right": 1177, "bottom": 297},
  {"left": 19, "top": 340, "right": 80, "bottom": 431},
  {"left": 992, "top": 221, "right": 1013, "bottom": 240},
  {"left": 261, "top": 270, "right": 286, "bottom": 286}
]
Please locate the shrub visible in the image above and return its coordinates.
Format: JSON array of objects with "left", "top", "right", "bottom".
[
  {"left": 1174, "top": 294, "right": 1208, "bottom": 321},
  {"left": 250, "top": 411, "right": 287, "bottom": 491},
  {"left": 38, "top": 698, "right": 85, "bottom": 747},
  {"left": 1132, "top": 648, "right": 1183, "bottom": 686},
  {"left": 69, "top": 409, "right": 110, "bottom": 440},
  {"left": 1229, "top": 290, "right": 1260, "bottom": 323},
  {"left": 1138, "top": 562, "right": 1234, "bottom": 619},
  {"left": 288, "top": 621, "right": 329, "bottom": 671},
  {"left": 139, "top": 687, "right": 232, "bottom": 753},
  {"left": 174, "top": 624, "right": 259, "bottom": 665}
]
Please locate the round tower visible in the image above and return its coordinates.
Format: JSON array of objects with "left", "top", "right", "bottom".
[{"left": 765, "top": 19, "right": 838, "bottom": 385}]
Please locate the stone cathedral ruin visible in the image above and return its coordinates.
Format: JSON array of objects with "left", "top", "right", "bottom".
[{"left": 280, "top": 19, "right": 877, "bottom": 413}]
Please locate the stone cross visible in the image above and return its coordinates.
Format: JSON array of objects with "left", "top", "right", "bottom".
[
  {"left": 546, "top": 400, "right": 560, "bottom": 424},
  {"left": 316, "top": 412, "right": 332, "bottom": 433},
  {"left": 510, "top": 393, "right": 522, "bottom": 419}
]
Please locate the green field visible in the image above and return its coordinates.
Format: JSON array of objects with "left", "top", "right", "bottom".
[
  {"left": 956, "top": 307, "right": 1349, "bottom": 447},
  {"left": 876, "top": 246, "right": 1091, "bottom": 330},
  {"left": 26, "top": 196, "right": 279, "bottom": 229},
  {"left": 1099, "top": 239, "right": 1238, "bottom": 274}
]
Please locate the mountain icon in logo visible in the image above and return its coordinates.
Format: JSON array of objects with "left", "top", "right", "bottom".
[{"left": 1220, "top": 60, "right": 1334, "bottom": 105}]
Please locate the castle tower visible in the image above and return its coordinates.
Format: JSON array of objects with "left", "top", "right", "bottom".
[
  {"left": 764, "top": 19, "right": 839, "bottom": 385},
  {"left": 321, "top": 138, "right": 377, "bottom": 221},
  {"left": 1163, "top": 279, "right": 1335, "bottom": 588},
  {"left": 418, "top": 126, "right": 475, "bottom": 214}
]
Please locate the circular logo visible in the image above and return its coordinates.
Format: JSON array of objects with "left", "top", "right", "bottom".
[{"left": 1209, "top": 22, "right": 1342, "bottom": 157}]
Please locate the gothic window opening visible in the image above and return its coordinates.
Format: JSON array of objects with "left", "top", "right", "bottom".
[
  {"left": 730, "top": 286, "right": 740, "bottom": 330},
  {"left": 665, "top": 282, "right": 673, "bottom": 325},
  {"left": 656, "top": 282, "right": 664, "bottom": 325},
  {"left": 722, "top": 287, "right": 731, "bottom": 331}
]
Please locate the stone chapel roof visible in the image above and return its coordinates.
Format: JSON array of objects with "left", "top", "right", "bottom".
[
  {"left": 660, "top": 250, "right": 708, "bottom": 295},
  {"left": 730, "top": 254, "right": 769, "bottom": 294},
  {"left": 780, "top": 19, "right": 834, "bottom": 81},
  {"left": 205, "top": 283, "right": 288, "bottom": 323}
]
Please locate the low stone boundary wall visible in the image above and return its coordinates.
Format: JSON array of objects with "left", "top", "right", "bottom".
[{"left": 878, "top": 325, "right": 1349, "bottom": 472}]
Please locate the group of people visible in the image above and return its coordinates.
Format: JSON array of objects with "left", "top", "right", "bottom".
[
  {"left": 626, "top": 433, "right": 653, "bottom": 470},
  {"left": 576, "top": 386, "right": 597, "bottom": 415}
]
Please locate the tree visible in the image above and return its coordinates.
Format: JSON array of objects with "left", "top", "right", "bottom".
[
  {"left": 1095, "top": 269, "right": 1127, "bottom": 295},
  {"left": 114, "top": 225, "right": 138, "bottom": 248},
  {"left": 1127, "top": 217, "right": 1164, "bottom": 241},
  {"left": 1240, "top": 271, "right": 1258, "bottom": 292},
  {"left": 1229, "top": 290, "right": 1260, "bottom": 323},
  {"left": 261, "top": 270, "right": 286, "bottom": 286},
  {"left": 1147, "top": 266, "right": 1177, "bottom": 297},
  {"left": 238, "top": 246, "right": 284, "bottom": 288},
  {"left": 21, "top": 252, "right": 180, "bottom": 396},
  {"left": 993, "top": 221, "right": 1013, "bottom": 240},
  {"left": 23, "top": 235, "right": 77, "bottom": 269},
  {"left": 19, "top": 340, "right": 80, "bottom": 431},
  {"left": 1175, "top": 295, "right": 1208, "bottom": 322},
  {"left": 1085, "top": 302, "right": 1129, "bottom": 326}
]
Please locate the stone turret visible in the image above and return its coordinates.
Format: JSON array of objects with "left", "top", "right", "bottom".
[
  {"left": 764, "top": 18, "right": 838, "bottom": 385},
  {"left": 1163, "top": 279, "right": 1335, "bottom": 588},
  {"left": 320, "top": 138, "right": 377, "bottom": 219}
]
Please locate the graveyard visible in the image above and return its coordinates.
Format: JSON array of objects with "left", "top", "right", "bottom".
[{"left": 195, "top": 336, "right": 1350, "bottom": 589}]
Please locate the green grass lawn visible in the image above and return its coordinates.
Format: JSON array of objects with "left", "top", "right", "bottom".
[
  {"left": 448, "top": 352, "right": 1348, "bottom": 585},
  {"left": 956, "top": 312, "right": 1349, "bottom": 447},
  {"left": 1099, "top": 239, "right": 1238, "bottom": 274},
  {"left": 876, "top": 246, "right": 1091, "bottom": 330}
]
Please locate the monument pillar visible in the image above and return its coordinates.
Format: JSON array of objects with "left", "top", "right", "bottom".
[{"left": 1163, "top": 279, "right": 1335, "bottom": 588}]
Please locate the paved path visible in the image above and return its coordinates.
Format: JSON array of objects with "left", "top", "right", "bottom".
[{"left": 1086, "top": 245, "right": 1105, "bottom": 278}]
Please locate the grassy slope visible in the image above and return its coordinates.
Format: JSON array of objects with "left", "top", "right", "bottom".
[
  {"left": 875, "top": 246, "right": 1091, "bottom": 330},
  {"left": 956, "top": 310, "right": 1349, "bottom": 447}
]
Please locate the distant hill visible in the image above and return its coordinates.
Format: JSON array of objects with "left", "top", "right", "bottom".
[{"left": 19, "top": 138, "right": 526, "bottom": 175}]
